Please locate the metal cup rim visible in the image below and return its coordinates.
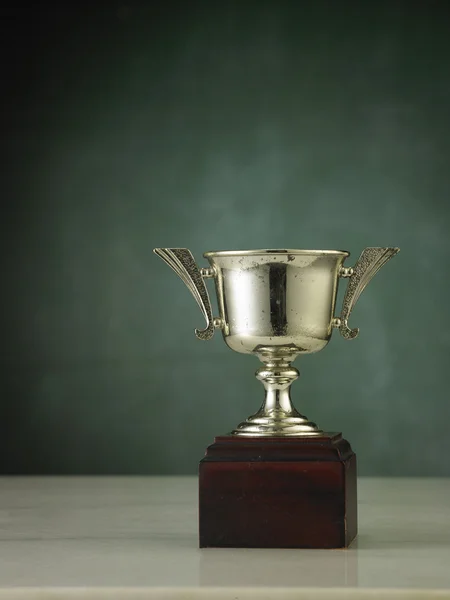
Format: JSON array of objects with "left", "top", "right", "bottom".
[{"left": 203, "top": 248, "right": 350, "bottom": 258}]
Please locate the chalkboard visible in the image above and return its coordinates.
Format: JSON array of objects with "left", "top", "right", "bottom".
[{"left": 1, "top": 1, "right": 449, "bottom": 474}]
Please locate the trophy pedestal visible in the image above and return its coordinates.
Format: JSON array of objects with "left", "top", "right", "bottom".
[{"left": 199, "top": 433, "right": 357, "bottom": 549}]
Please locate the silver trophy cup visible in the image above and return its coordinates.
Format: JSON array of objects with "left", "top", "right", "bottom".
[{"left": 154, "top": 247, "right": 399, "bottom": 436}]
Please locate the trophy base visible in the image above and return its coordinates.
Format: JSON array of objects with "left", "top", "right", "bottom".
[{"left": 199, "top": 433, "right": 357, "bottom": 549}]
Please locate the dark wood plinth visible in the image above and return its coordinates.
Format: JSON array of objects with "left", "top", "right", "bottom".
[{"left": 199, "top": 433, "right": 357, "bottom": 549}]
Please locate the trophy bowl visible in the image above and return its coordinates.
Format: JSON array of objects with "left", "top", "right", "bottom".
[
  {"left": 203, "top": 249, "right": 348, "bottom": 356},
  {"left": 154, "top": 246, "right": 399, "bottom": 437}
]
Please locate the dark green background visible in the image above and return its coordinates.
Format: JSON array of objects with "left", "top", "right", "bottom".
[{"left": 2, "top": 1, "right": 449, "bottom": 475}]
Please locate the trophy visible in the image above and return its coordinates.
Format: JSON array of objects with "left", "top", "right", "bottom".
[{"left": 154, "top": 247, "right": 399, "bottom": 548}]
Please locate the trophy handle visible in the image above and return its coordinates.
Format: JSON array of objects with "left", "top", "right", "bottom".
[
  {"left": 337, "top": 247, "right": 400, "bottom": 340},
  {"left": 153, "top": 248, "right": 217, "bottom": 340}
]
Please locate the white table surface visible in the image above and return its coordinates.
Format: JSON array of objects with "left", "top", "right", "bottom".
[{"left": 0, "top": 477, "right": 449, "bottom": 599}]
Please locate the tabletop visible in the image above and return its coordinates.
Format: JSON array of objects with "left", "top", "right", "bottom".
[{"left": 0, "top": 476, "right": 449, "bottom": 599}]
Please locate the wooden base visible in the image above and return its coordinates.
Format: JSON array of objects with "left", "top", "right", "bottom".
[{"left": 199, "top": 433, "right": 357, "bottom": 549}]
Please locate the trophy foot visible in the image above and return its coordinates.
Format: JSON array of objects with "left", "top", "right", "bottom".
[
  {"left": 231, "top": 411, "right": 322, "bottom": 437},
  {"left": 231, "top": 358, "right": 323, "bottom": 437}
]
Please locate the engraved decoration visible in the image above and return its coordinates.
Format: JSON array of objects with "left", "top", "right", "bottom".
[
  {"left": 153, "top": 248, "right": 215, "bottom": 340},
  {"left": 339, "top": 247, "right": 400, "bottom": 340}
]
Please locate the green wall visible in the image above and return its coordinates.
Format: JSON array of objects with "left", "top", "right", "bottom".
[{"left": 2, "top": 2, "right": 449, "bottom": 474}]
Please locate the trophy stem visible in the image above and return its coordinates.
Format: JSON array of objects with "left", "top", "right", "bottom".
[{"left": 231, "top": 358, "right": 323, "bottom": 437}]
